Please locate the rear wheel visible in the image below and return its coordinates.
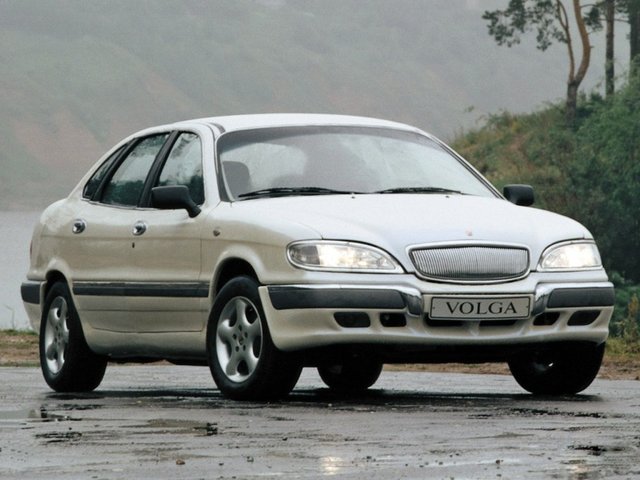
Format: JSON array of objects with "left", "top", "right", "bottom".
[
  {"left": 318, "top": 357, "right": 383, "bottom": 392},
  {"left": 40, "top": 282, "right": 107, "bottom": 392},
  {"left": 207, "top": 276, "right": 302, "bottom": 400},
  {"left": 508, "top": 342, "right": 605, "bottom": 395}
]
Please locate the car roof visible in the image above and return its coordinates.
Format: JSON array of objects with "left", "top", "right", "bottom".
[{"left": 163, "top": 113, "right": 423, "bottom": 135}]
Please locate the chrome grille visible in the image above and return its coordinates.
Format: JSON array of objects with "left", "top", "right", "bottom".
[{"left": 409, "top": 245, "right": 530, "bottom": 283}]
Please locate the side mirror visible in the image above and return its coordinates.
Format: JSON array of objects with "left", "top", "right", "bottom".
[
  {"left": 503, "top": 184, "right": 535, "bottom": 206},
  {"left": 151, "top": 185, "right": 201, "bottom": 218}
]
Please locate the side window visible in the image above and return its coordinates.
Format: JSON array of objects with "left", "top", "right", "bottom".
[
  {"left": 101, "top": 134, "right": 169, "bottom": 207},
  {"left": 156, "top": 133, "right": 204, "bottom": 205},
  {"left": 82, "top": 145, "right": 124, "bottom": 199}
]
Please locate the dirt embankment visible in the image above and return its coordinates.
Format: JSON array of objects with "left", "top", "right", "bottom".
[{"left": 2, "top": 331, "right": 639, "bottom": 380}]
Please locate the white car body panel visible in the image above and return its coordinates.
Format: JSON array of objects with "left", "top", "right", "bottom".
[
  {"left": 22, "top": 114, "right": 613, "bottom": 364},
  {"left": 220, "top": 194, "right": 591, "bottom": 272}
]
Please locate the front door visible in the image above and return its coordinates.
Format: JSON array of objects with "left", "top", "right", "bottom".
[{"left": 126, "top": 132, "right": 207, "bottom": 333}]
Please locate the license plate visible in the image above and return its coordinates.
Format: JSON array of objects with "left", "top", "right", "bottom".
[{"left": 430, "top": 296, "right": 531, "bottom": 320}]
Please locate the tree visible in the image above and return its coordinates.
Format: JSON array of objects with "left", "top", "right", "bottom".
[
  {"left": 605, "top": 0, "right": 615, "bottom": 97},
  {"left": 604, "top": 0, "right": 640, "bottom": 82},
  {"left": 568, "top": 77, "right": 640, "bottom": 280},
  {"left": 584, "top": 1, "right": 640, "bottom": 94},
  {"left": 629, "top": 0, "right": 640, "bottom": 75},
  {"left": 483, "top": 1, "right": 602, "bottom": 123}
]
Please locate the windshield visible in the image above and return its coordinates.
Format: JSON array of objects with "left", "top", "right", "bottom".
[{"left": 217, "top": 126, "right": 496, "bottom": 200}]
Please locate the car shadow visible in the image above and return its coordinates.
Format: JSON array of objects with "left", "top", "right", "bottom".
[{"left": 44, "top": 386, "right": 603, "bottom": 414}]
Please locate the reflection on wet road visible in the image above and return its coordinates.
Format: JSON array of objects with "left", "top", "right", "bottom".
[{"left": 1, "top": 366, "right": 639, "bottom": 479}]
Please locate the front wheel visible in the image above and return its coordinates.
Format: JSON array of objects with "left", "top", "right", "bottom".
[
  {"left": 206, "top": 276, "right": 302, "bottom": 400},
  {"left": 40, "top": 282, "right": 107, "bottom": 392},
  {"left": 508, "top": 342, "right": 605, "bottom": 395}
]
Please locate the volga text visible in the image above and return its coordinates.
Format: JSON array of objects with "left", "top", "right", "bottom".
[{"left": 445, "top": 300, "right": 519, "bottom": 316}]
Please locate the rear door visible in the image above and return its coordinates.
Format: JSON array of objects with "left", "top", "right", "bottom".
[{"left": 71, "top": 133, "right": 171, "bottom": 333}]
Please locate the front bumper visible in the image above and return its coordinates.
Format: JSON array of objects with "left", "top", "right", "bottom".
[
  {"left": 259, "top": 280, "right": 614, "bottom": 352},
  {"left": 21, "top": 281, "right": 44, "bottom": 332}
]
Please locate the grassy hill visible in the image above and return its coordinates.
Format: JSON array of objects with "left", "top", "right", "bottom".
[
  {"left": 452, "top": 80, "right": 640, "bottom": 341},
  {"left": 0, "top": 0, "right": 595, "bottom": 209}
]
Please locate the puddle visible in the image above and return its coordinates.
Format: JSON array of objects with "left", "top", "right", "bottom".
[
  {"left": 39, "top": 411, "right": 81, "bottom": 423},
  {"left": 0, "top": 404, "right": 101, "bottom": 423},
  {"left": 0, "top": 408, "right": 74, "bottom": 423},
  {"left": 35, "top": 431, "right": 83, "bottom": 443},
  {"left": 569, "top": 444, "right": 627, "bottom": 456},
  {"left": 508, "top": 407, "right": 606, "bottom": 419},
  {"left": 128, "top": 418, "right": 220, "bottom": 436},
  {"left": 39, "top": 402, "right": 103, "bottom": 412},
  {"left": 0, "top": 409, "right": 34, "bottom": 422}
]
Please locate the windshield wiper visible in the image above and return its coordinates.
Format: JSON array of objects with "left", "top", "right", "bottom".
[
  {"left": 238, "top": 187, "right": 358, "bottom": 199},
  {"left": 375, "top": 187, "right": 462, "bottom": 195}
]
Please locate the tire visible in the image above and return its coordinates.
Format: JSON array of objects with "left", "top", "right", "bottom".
[
  {"left": 206, "top": 276, "right": 302, "bottom": 400},
  {"left": 508, "top": 342, "right": 605, "bottom": 395},
  {"left": 318, "top": 357, "right": 383, "bottom": 392},
  {"left": 39, "top": 282, "right": 107, "bottom": 392}
]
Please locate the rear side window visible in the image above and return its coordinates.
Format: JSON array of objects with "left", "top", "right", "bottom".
[
  {"left": 82, "top": 146, "right": 124, "bottom": 199},
  {"left": 101, "top": 134, "right": 169, "bottom": 207},
  {"left": 156, "top": 133, "right": 204, "bottom": 205}
]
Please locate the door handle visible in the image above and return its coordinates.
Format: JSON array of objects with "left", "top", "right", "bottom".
[
  {"left": 72, "top": 219, "right": 86, "bottom": 234},
  {"left": 132, "top": 221, "right": 147, "bottom": 236}
]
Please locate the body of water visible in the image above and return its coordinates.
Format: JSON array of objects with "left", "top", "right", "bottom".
[{"left": 1, "top": 211, "right": 41, "bottom": 330}]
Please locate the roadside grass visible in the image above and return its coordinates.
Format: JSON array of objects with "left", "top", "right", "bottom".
[
  {"left": 0, "top": 329, "right": 638, "bottom": 379},
  {"left": 0, "top": 329, "right": 38, "bottom": 367},
  {"left": 606, "top": 336, "right": 640, "bottom": 356},
  {"left": 600, "top": 337, "right": 640, "bottom": 380}
]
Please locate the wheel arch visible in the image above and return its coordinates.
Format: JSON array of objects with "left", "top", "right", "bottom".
[
  {"left": 44, "top": 271, "right": 69, "bottom": 299},
  {"left": 213, "top": 258, "right": 259, "bottom": 296}
]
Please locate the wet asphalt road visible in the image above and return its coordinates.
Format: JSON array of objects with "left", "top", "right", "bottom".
[{"left": 1, "top": 366, "right": 639, "bottom": 480}]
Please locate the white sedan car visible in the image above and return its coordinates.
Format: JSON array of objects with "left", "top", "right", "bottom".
[{"left": 21, "top": 114, "right": 614, "bottom": 399}]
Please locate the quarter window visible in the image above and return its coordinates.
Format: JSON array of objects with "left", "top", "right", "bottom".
[
  {"left": 101, "top": 134, "right": 169, "bottom": 207},
  {"left": 157, "top": 133, "right": 204, "bottom": 205},
  {"left": 82, "top": 145, "right": 124, "bottom": 199}
]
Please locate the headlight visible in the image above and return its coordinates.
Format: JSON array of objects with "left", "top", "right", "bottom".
[
  {"left": 288, "top": 241, "right": 403, "bottom": 272},
  {"left": 539, "top": 241, "right": 602, "bottom": 271}
]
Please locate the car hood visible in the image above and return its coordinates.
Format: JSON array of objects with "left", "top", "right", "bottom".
[{"left": 231, "top": 194, "right": 592, "bottom": 270}]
